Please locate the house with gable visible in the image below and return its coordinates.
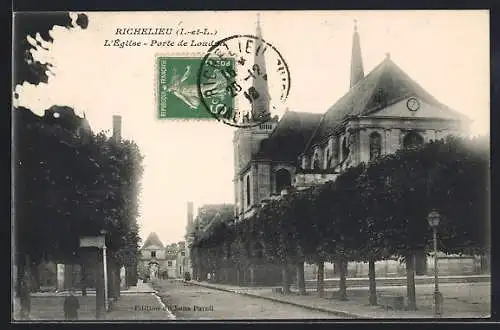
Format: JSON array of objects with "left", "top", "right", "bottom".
[{"left": 137, "top": 232, "right": 167, "bottom": 280}]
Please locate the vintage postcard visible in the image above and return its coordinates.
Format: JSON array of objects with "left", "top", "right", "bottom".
[{"left": 12, "top": 10, "right": 490, "bottom": 321}]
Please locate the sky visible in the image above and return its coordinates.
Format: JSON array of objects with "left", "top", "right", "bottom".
[{"left": 14, "top": 10, "right": 490, "bottom": 247}]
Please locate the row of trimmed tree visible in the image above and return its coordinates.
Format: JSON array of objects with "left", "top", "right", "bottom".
[
  {"left": 14, "top": 106, "right": 143, "bottom": 303},
  {"left": 13, "top": 11, "right": 144, "bottom": 318},
  {"left": 190, "top": 136, "right": 489, "bottom": 310}
]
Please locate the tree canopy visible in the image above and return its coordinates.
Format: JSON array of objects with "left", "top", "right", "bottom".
[
  {"left": 13, "top": 12, "right": 88, "bottom": 87},
  {"left": 14, "top": 106, "right": 143, "bottom": 268},
  {"left": 190, "top": 135, "right": 490, "bottom": 272}
]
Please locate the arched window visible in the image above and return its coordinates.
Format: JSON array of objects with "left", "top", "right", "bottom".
[
  {"left": 313, "top": 154, "right": 320, "bottom": 169},
  {"left": 403, "top": 132, "right": 424, "bottom": 149},
  {"left": 246, "top": 176, "right": 251, "bottom": 207},
  {"left": 369, "top": 132, "right": 382, "bottom": 161},
  {"left": 333, "top": 137, "right": 339, "bottom": 161},
  {"left": 325, "top": 149, "right": 330, "bottom": 168},
  {"left": 276, "top": 169, "right": 292, "bottom": 194},
  {"left": 301, "top": 155, "right": 309, "bottom": 169},
  {"left": 342, "top": 137, "right": 350, "bottom": 159}
]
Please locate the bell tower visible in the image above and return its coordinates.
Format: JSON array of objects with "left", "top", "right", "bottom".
[{"left": 232, "top": 14, "right": 280, "bottom": 218}]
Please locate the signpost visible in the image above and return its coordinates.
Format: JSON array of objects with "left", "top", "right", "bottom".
[{"left": 80, "top": 235, "right": 108, "bottom": 318}]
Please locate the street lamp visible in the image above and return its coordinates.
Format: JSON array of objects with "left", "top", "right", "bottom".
[
  {"left": 99, "top": 229, "right": 109, "bottom": 313},
  {"left": 427, "top": 210, "right": 443, "bottom": 316}
]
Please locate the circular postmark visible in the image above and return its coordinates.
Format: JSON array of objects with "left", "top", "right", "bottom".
[{"left": 197, "top": 34, "right": 291, "bottom": 128}]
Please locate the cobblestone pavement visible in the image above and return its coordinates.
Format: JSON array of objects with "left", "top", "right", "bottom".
[{"left": 152, "top": 280, "right": 341, "bottom": 319}]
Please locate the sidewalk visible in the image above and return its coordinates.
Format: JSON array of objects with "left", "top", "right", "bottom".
[
  {"left": 187, "top": 280, "right": 491, "bottom": 319},
  {"left": 12, "top": 280, "right": 175, "bottom": 321}
]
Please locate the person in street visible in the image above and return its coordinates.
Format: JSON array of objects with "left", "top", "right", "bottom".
[
  {"left": 63, "top": 289, "right": 80, "bottom": 321},
  {"left": 19, "top": 279, "right": 31, "bottom": 320}
]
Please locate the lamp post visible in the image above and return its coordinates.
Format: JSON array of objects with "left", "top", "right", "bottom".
[
  {"left": 99, "top": 229, "right": 109, "bottom": 313},
  {"left": 427, "top": 210, "right": 443, "bottom": 316}
]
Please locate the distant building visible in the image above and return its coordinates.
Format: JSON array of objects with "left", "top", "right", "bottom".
[{"left": 137, "top": 232, "right": 167, "bottom": 280}]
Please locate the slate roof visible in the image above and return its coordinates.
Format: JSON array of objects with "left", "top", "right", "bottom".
[
  {"left": 194, "top": 204, "right": 235, "bottom": 236},
  {"left": 141, "top": 232, "right": 164, "bottom": 249},
  {"left": 304, "top": 56, "right": 467, "bottom": 153},
  {"left": 254, "top": 110, "right": 323, "bottom": 162}
]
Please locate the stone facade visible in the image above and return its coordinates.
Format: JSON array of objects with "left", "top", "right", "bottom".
[{"left": 137, "top": 233, "right": 168, "bottom": 280}]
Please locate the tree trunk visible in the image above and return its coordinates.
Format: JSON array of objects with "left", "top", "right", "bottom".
[
  {"left": 406, "top": 254, "right": 417, "bottom": 311},
  {"left": 338, "top": 258, "right": 348, "bottom": 301},
  {"left": 480, "top": 253, "right": 490, "bottom": 274},
  {"left": 368, "top": 258, "right": 377, "bottom": 305},
  {"left": 317, "top": 260, "right": 325, "bottom": 298},
  {"left": 109, "top": 260, "right": 119, "bottom": 299},
  {"left": 29, "top": 262, "right": 40, "bottom": 292},
  {"left": 249, "top": 266, "right": 256, "bottom": 286},
  {"left": 115, "top": 264, "right": 121, "bottom": 298},
  {"left": 236, "top": 267, "right": 241, "bottom": 285},
  {"left": 95, "top": 250, "right": 105, "bottom": 319},
  {"left": 16, "top": 261, "right": 25, "bottom": 297},
  {"left": 296, "top": 260, "right": 306, "bottom": 295},
  {"left": 282, "top": 264, "right": 291, "bottom": 294},
  {"left": 415, "top": 250, "right": 428, "bottom": 275}
]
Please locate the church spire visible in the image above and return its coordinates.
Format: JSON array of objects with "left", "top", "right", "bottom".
[
  {"left": 250, "top": 13, "right": 271, "bottom": 121},
  {"left": 350, "top": 19, "right": 364, "bottom": 88}
]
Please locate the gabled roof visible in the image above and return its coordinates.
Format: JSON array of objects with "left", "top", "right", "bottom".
[
  {"left": 254, "top": 110, "right": 322, "bottom": 162},
  {"left": 141, "top": 232, "right": 164, "bottom": 249},
  {"left": 305, "top": 56, "right": 466, "bottom": 153}
]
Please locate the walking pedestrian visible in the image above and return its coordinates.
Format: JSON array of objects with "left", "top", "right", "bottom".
[{"left": 63, "top": 289, "right": 80, "bottom": 321}]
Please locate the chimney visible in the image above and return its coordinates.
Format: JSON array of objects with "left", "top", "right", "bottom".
[
  {"left": 187, "top": 201, "right": 194, "bottom": 226},
  {"left": 112, "top": 115, "right": 122, "bottom": 142}
]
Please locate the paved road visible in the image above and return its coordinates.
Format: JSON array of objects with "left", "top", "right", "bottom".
[{"left": 153, "top": 280, "right": 341, "bottom": 320}]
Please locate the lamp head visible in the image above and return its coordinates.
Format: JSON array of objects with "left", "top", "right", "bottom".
[{"left": 427, "top": 210, "right": 440, "bottom": 228}]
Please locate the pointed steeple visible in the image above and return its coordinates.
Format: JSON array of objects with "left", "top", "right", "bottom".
[
  {"left": 250, "top": 13, "right": 271, "bottom": 121},
  {"left": 350, "top": 19, "right": 364, "bottom": 88}
]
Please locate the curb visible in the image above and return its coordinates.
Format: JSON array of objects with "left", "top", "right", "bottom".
[
  {"left": 190, "top": 281, "right": 363, "bottom": 319},
  {"left": 152, "top": 291, "right": 177, "bottom": 320}
]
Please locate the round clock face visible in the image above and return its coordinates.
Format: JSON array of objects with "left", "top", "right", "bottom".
[{"left": 407, "top": 97, "right": 420, "bottom": 111}]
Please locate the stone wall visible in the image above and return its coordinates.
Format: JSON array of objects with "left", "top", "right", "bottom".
[{"left": 303, "top": 255, "right": 483, "bottom": 279}]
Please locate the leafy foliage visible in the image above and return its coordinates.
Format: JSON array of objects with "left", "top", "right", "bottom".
[
  {"left": 13, "top": 12, "right": 89, "bottom": 87},
  {"left": 14, "top": 106, "right": 143, "bottom": 268},
  {"left": 190, "top": 136, "right": 489, "bottom": 277}
]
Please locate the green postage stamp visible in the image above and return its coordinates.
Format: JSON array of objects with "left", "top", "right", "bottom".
[{"left": 156, "top": 55, "right": 235, "bottom": 120}]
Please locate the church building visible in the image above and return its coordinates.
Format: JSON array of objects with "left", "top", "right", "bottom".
[{"left": 233, "top": 20, "right": 470, "bottom": 276}]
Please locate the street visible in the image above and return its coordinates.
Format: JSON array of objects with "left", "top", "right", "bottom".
[{"left": 153, "top": 280, "right": 341, "bottom": 319}]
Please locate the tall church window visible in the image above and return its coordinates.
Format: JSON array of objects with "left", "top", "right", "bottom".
[
  {"left": 325, "top": 149, "right": 330, "bottom": 168},
  {"left": 276, "top": 169, "right": 292, "bottom": 194},
  {"left": 369, "top": 132, "right": 382, "bottom": 161},
  {"left": 333, "top": 137, "right": 339, "bottom": 161},
  {"left": 313, "top": 153, "right": 320, "bottom": 169},
  {"left": 246, "top": 176, "right": 251, "bottom": 207},
  {"left": 342, "top": 137, "right": 350, "bottom": 160},
  {"left": 403, "top": 132, "right": 424, "bottom": 149}
]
